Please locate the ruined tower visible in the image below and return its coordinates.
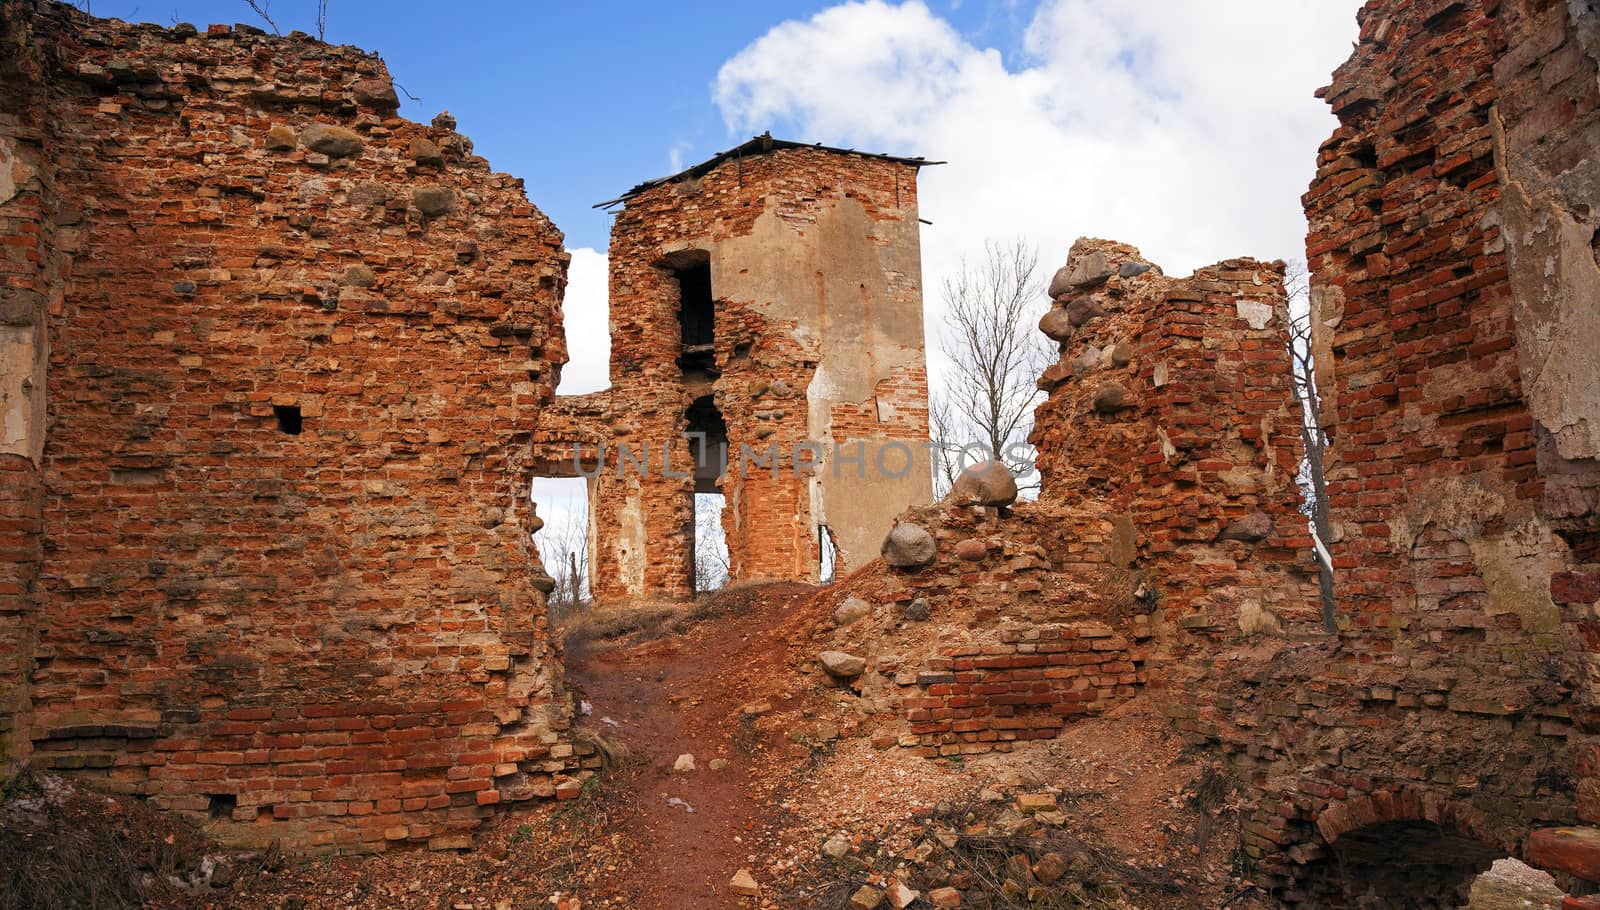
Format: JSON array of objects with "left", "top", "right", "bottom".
[{"left": 536, "top": 136, "right": 936, "bottom": 600}]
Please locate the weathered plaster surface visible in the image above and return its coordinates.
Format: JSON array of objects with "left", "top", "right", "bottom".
[
  {"left": 1493, "top": 111, "right": 1600, "bottom": 462},
  {"left": 714, "top": 197, "right": 930, "bottom": 571}
]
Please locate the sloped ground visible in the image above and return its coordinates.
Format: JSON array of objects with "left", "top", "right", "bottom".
[{"left": 6, "top": 582, "right": 1273, "bottom": 909}]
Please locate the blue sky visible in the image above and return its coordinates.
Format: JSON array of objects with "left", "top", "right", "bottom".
[
  {"left": 81, "top": 0, "right": 1361, "bottom": 565},
  {"left": 87, "top": 0, "right": 1013, "bottom": 250}
]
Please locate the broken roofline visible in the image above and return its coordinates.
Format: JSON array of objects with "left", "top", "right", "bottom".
[{"left": 593, "top": 131, "right": 946, "bottom": 209}]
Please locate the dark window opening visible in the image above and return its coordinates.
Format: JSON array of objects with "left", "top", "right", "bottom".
[
  {"left": 671, "top": 254, "right": 716, "bottom": 375},
  {"left": 207, "top": 793, "right": 237, "bottom": 820},
  {"left": 273, "top": 405, "right": 303, "bottom": 435}
]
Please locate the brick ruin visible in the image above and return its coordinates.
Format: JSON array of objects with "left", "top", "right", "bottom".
[
  {"left": 1226, "top": 0, "right": 1600, "bottom": 901},
  {"left": 817, "top": 241, "right": 1315, "bottom": 755},
  {"left": 2, "top": 0, "right": 1600, "bottom": 899},
  {"left": 816, "top": 0, "right": 1600, "bottom": 904},
  {"left": 0, "top": 1, "right": 589, "bottom": 853},
  {"left": 533, "top": 138, "right": 934, "bottom": 600}
]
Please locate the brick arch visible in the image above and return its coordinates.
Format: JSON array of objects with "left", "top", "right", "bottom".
[{"left": 1314, "top": 787, "right": 1502, "bottom": 854}]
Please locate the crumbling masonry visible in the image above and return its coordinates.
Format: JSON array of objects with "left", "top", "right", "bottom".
[
  {"left": 0, "top": 2, "right": 589, "bottom": 853},
  {"left": 814, "top": 0, "right": 1600, "bottom": 904},
  {"left": 5, "top": 0, "right": 1600, "bottom": 896},
  {"left": 533, "top": 137, "right": 934, "bottom": 600}
]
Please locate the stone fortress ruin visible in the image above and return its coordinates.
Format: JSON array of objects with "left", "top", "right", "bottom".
[
  {"left": 0, "top": 0, "right": 1598, "bottom": 905},
  {"left": 533, "top": 135, "right": 936, "bottom": 601}
]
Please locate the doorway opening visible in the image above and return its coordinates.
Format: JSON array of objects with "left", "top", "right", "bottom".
[
  {"left": 694, "top": 493, "right": 729, "bottom": 594},
  {"left": 686, "top": 394, "right": 729, "bottom": 593},
  {"left": 530, "top": 475, "right": 591, "bottom": 619}
]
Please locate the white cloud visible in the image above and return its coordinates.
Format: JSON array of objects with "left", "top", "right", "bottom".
[
  {"left": 713, "top": 0, "right": 1359, "bottom": 382},
  {"left": 556, "top": 247, "right": 611, "bottom": 395}
]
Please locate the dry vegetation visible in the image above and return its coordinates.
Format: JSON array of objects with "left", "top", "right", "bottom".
[{"left": 0, "top": 767, "right": 221, "bottom": 910}]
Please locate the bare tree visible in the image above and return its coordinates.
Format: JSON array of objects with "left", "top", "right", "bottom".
[
  {"left": 1285, "top": 260, "right": 1337, "bottom": 633},
  {"left": 927, "top": 391, "right": 963, "bottom": 498},
  {"left": 241, "top": 0, "right": 325, "bottom": 38},
  {"left": 693, "top": 493, "right": 729, "bottom": 593},
  {"left": 535, "top": 493, "right": 590, "bottom": 617},
  {"left": 939, "top": 238, "right": 1053, "bottom": 484}
]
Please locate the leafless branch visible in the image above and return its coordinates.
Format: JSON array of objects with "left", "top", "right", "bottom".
[
  {"left": 939, "top": 238, "right": 1052, "bottom": 483},
  {"left": 928, "top": 392, "right": 962, "bottom": 498},
  {"left": 694, "top": 493, "right": 729, "bottom": 592},
  {"left": 242, "top": 0, "right": 281, "bottom": 35},
  {"left": 315, "top": 0, "right": 327, "bottom": 41}
]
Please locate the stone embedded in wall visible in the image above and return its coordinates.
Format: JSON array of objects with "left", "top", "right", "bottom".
[{"left": 882, "top": 521, "right": 937, "bottom": 568}]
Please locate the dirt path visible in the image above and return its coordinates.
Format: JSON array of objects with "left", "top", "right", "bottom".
[{"left": 565, "top": 582, "right": 822, "bottom": 910}]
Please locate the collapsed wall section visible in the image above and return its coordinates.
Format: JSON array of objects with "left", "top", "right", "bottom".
[
  {"left": 812, "top": 239, "right": 1314, "bottom": 755},
  {"left": 0, "top": 1, "right": 585, "bottom": 853},
  {"left": 1031, "top": 240, "right": 1320, "bottom": 647}
]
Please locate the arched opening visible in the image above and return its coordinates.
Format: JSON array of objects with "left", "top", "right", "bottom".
[
  {"left": 1293, "top": 792, "right": 1533, "bottom": 909},
  {"left": 1307, "top": 819, "right": 1504, "bottom": 908},
  {"left": 686, "top": 395, "right": 728, "bottom": 593}
]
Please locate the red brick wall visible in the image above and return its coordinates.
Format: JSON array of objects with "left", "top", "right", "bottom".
[
  {"left": 0, "top": 456, "right": 42, "bottom": 761},
  {"left": 5, "top": 1, "right": 586, "bottom": 853},
  {"left": 1031, "top": 240, "right": 1320, "bottom": 646},
  {"left": 1163, "top": 0, "right": 1600, "bottom": 898},
  {"left": 897, "top": 620, "right": 1141, "bottom": 755},
  {"left": 0, "top": 5, "right": 54, "bottom": 763}
]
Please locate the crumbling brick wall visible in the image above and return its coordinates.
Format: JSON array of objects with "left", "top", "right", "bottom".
[
  {"left": 534, "top": 144, "right": 932, "bottom": 601},
  {"left": 0, "top": 4, "right": 55, "bottom": 762},
  {"left": 0, "top": 1, "right": 586, "bottom": 853},
  {"left": 814, "top": 241, "right": 1312, "bottom": 756},
  {"left": 1031, "top": 240, "right": 1321, "bottom": 647},
  {"left": 813, "top": 500, "right": 1149, "bottom": 756},
  {"left": 1158, "top": 0, "right": 1600, "bottom": 900}
]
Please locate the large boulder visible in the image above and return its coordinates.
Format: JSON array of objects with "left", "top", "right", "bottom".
[
  {"left": 1218, "top": 511, "right": 1274, "bottom": 543},
  {"left": 351, "top": 77, "right": 400, "bottom": 113},
  {"left": 881, "top": 522, "right": 936, "bottom": 567},
  {"left": 1047, "top": 250, "right": 1114, "bottom": 297},
  {"left": 412, "top": 185, "right": 455, "bottom": 216},
  {"left": 1092, "top": 382, "right": 1132, "bottom": 413},
  {"left": 1065, "top": 296, "right": 1106, "bottom": 326},
  {"left": 819, "top": 650, "right": 867, "bottom": 678},
  {"left": 948, "top": 460, "right": 1019, "bottom": 508}
]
